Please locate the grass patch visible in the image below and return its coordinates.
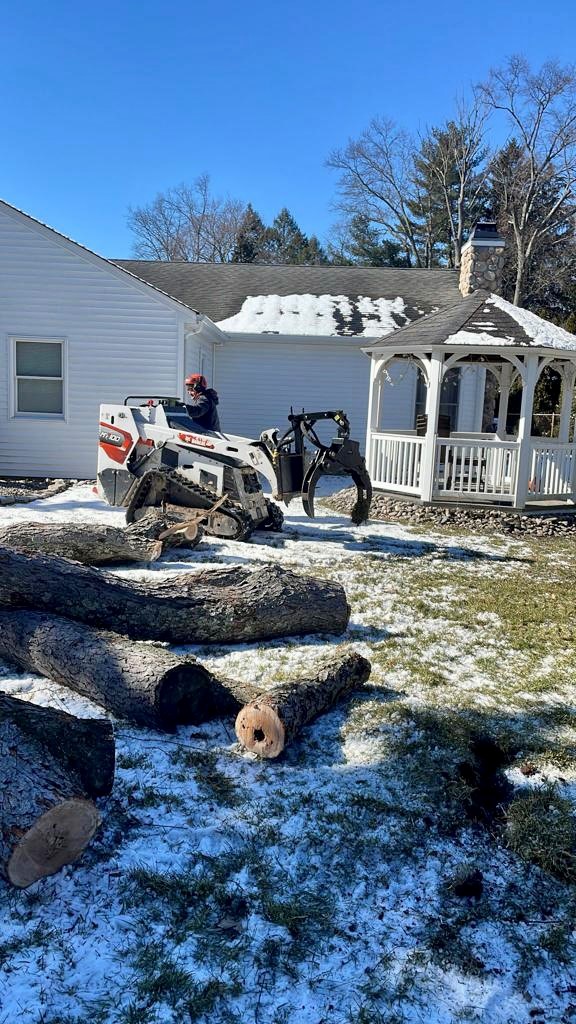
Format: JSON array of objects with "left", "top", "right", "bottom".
[
  {"left": 260, "top": 887, "right": 334, "bottom": 952},
  {"left": 125, "top": 784, "right": 187, "bottom": 811},
  {"left": 506, "top": 786, "right": 576, "bottom": 883},
  {"left": 169, "top": 747, "right": 243, "bottom": 806},
  {"left": 0, "top": 924, "right": 50, "bottom": 964},
  {"left": 133, "top": 941, "right": 194, "bottom": 1008}
]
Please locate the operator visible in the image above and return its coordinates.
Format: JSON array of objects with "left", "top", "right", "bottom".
[{"left": 184, "top": 373, "right": 221, "bottom": 432}]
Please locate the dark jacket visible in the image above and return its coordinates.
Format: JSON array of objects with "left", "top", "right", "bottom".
[{"left": 185, "top": 388, "right": 221, "bottom": 432}]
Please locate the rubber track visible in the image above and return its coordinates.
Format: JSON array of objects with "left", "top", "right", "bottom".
[{"left": 125, "top": 469, "right": 254, "bottom": 541}]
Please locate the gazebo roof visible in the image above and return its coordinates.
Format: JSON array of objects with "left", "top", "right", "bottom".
[{"left": 364, "top": 290, "right": 576, "bottom": 354}]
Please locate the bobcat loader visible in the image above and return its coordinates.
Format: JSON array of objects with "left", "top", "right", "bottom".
[{"left": 97, "top": 396, "right": 372, "bottom": 542}]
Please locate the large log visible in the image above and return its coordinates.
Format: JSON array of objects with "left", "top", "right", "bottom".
[
  {"left": 0, "top": 610, "right": 237, "bottom": 730},
  {"left": 0, "top": 717, "right": 100, "bottom": 887},
  {"left": 0, "top": 518, "right": 163, "bottom": 565},
  {"left": 235, "top": 649, "right": 371, "bottom": 758},
  {"left": 0, "top": 547, "right": 349, "bottom": 644},
  {"left": 0, "top": 691, "right": 115, "bottom": 797}
]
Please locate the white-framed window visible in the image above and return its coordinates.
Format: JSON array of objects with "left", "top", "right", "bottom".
[{"left": 11, "top": 337, "right": 66, "bottom": 417}]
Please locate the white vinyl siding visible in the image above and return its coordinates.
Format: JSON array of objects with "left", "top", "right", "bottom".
[
  {"left": 12, "top": 338, "right": 65, "bottom": 416},
  {"left": 378, "top": 361, "right": 419, "bottom": 431},
  {"left": 377, "top": 360, "right": 485, "bottom": 433},
  {"left": 214, "top": 339, "right": 372, "bottom": 448},
  {"left": 456, "top": 365, "right": 485, "bottom": 432},
  {"left": 0, "top": 205, "right": 189, "bottom": 477},
  {"left": 184, "top": 335, "right": 214, "bottom": 384}
]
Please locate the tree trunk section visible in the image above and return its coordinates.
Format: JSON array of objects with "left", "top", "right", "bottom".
[
  {"left": 0, "top": 519, "right": 164, "bottom": 565},
  {"left": 0, "top": 719, "right": 100, "bottom": 887},
  {"left": 0, "top": 610, "right": 238, "bottom": 731},
  {"left": 0, "top": 691, "right": 114, "bottom": 797},
  {"left": 235, "top": 649, "right": 371, "bottom": 758},
  {"left": 0, "top": 547, "right": 349, "bottom": 644},
  {"left": 124, "top": 509, "right": 203, "bottom": 551}
]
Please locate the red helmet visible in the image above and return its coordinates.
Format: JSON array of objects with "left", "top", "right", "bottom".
[{"left": 185, "top": 373, "right": 207, "bottom": 389}]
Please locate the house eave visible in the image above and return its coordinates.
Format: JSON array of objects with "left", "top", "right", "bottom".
[{"left": 219, "top": 330, "right": 377, "bottom": 346}]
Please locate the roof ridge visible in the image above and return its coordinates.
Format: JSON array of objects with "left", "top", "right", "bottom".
[{"left": 114, "top": 259, "right": 460, "bottom": 275}]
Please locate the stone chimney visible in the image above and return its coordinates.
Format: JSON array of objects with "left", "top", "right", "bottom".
[{"left": 459, "top": 221, "right": 506, "bottom": 296}]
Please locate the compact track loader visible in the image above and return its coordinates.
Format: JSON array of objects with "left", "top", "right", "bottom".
[{"left": 97, "top": 396, "right": 372, "bottom": 542}]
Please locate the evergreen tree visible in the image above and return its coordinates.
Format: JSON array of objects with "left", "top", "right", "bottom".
[
  {"left": 411, "top": 118, "right": 489, "bottom": 267},
  {"left": 267, "top": 208, "right": 314, "bottom": 264},
  {"left": 305, "top": 235, "right": 329, "bottom": 265},
  {"left": 331, "top": 214, "right": 410, "bottom": 266},
  {"left": 231, "top": 204, "right": 270, "bottom": 263}
]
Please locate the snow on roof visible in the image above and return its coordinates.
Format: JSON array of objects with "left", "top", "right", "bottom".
[
  {"left": 490, "top": 294, "right": 576, "bottom": 350},
  {"left": 215, "top": 293, "right": 409, "bottom": 337},
  {"left": 446, "top": 295, "right": 576, "bottom": 351},
  {"left": 446, "top": 330, "right": 518, "bottom": 347}
]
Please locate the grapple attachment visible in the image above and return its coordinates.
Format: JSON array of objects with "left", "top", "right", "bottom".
[
  {"left": 270, "top": 410, "right": 372, "bottom": 523},
  {"left": 302, "top": 438, "right": 372, "bottom": 522}
]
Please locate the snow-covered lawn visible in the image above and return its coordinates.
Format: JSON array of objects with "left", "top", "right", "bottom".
[{"left": 1, "top": 484, "right": 575, "bottom": 1024}]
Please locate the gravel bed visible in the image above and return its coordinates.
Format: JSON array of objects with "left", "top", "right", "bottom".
[
  {"left": 325, "top": 487, "right": 576, "bottom": 537},
  {"left": 0, "top": 478, "right": 74, "bottom": 506}
]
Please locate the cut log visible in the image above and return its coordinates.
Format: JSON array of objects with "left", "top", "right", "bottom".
[
  {"left": 125, "top": 509, "right": 203, "bottom": 551},
  {"left": 0, "top": 718, "right": 100, "bottom": 887},
  {"left": 0, "top": 610, "right": 237, "bottom": 730},
  {"left": 0, "top": 691, "right": 115, "bottom": 797},
  {"left": 0, "top": 547, "right": 349, "bottom": 644},
  {"left": 235, "top": 649, "right": 371, "bottom": 758},
  {"left": 0, "top": 519, "right": 163, "bottom": 565}
]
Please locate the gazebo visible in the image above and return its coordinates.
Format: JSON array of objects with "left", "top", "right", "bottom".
[{"left": 363, "top": 290, "right": 576, "bottom": 509}]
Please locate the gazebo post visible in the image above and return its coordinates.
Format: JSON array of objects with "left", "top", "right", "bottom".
[
  {"left": 420, "top": 352, "right": 444, "bottom": 502},
  {"left": 558, "top": 364, "right": 576, "bottom": 442},
  {"left": 365, "top": 356, "right": 384, "bottom": 477},
  {"left": 496, "top": 362, "right": 513, "bottom": 438},
  {"left": 514, "top": 355, "right": 540, "bottom": 509}
]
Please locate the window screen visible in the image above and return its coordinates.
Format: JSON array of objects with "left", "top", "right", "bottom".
[{"left": 14, "top": 339, "right": 64, "bottom": 415}]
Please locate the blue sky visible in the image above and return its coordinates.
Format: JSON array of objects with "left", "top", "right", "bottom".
[{"left": 2, "top": 0, "right": 575, "bottom": 258}]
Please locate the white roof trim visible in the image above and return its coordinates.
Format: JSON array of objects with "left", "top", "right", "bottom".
[{"left": 218, "top": 331, "right": 365, "bottom": 347}]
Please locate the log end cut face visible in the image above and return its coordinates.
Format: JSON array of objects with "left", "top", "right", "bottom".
[
  {"left": 235, "top": 703, "right": 286, "bottom": 759},
  {"left": 7, "top": 798, "right": 101, "bottom": 888},
  {"left": 156, "top": 663, "right": 223, "bottom": 729}
]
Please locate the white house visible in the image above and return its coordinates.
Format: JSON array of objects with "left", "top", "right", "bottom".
[
  {"left": 115, "top": 260, "right": 484, "bottom": 448},
  {"left": 2, "top": 203, "right": 552, "bottom": 490},
  {"left": 0, "top": 201, "right": 221, "bottom": 477}
]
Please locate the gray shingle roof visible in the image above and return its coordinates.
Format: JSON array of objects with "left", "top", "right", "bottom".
[
  {"left": 111, "top": 261, "right": 461, "bottom": 325},
  {"left": 365, "top": 292, "right": 497, "bottom": 349},
  {"left": 364, "top": 290, "right": 576, "bottom": 352}
]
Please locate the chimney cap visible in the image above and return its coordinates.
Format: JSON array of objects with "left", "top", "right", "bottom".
[{"left": 465, "top": 221, "right": 505, "bottom": 246}]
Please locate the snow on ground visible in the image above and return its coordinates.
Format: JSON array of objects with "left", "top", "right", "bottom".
[{"left": 0, "top": 484, "right": 575, "bottom": 1024}]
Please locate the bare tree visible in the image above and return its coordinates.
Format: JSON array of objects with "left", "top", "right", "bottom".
[
  {"left": 127, "top": 176, "right": 247, "bottom": 262},
  {"left": 480, "top": 56, "right": 576, "bottom": 305},
  {"left": 327, "top": 119, "right": 422, "bottom": 266},
  {"left": 418, "top": 99, "right": 489, "bottom": 267}
]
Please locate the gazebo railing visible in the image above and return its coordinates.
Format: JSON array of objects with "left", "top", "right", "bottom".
[
  {"left": 368, "top": 432, "right": 576, "bottom": 504},
  {"left": 529, "top": 441, "right": 576, "bottom": 498},
  {"left": 433, "top": 440, "right": 519, "bottom": 500},
  {"left": 369, "top": 432, "right": 424, "bottom": 494}
]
